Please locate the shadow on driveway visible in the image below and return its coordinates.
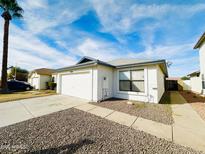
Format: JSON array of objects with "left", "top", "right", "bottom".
[{"left": 160, "top": 91, "right": 187, "bottom": 104}]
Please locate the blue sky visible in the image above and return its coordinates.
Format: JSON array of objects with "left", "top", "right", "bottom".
[{"left": 0, "top": 0, "right": 205, "bottom": 77}]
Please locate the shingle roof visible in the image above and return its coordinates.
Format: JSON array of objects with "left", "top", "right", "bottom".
[
  {"left": 56, "top": 57, "right": 115, "bottom": 72},
  {"left": 194, "top": 32, "right": 205, "bottom": 49},
  {"left": 55, "top": 56, "right": 168, "bottom": 76},
  {"left": 107, "top": 58, "right": 157, "bottom": 66},
  {"left": 32, "top": 68, "right": 55, "bottom": 76}
]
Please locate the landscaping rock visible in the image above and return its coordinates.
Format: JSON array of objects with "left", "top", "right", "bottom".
[
  {"left": 0, "top": 108, "right": 202, "bottom": 154},
  {"left": 91, "top": 99, "right": 173, "bottom": 125}
]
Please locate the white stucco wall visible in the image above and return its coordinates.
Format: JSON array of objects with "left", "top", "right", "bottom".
[
  {"left": 190, "top": 76, "right": 202, "bottom": 94},
  {"left": 28, "top": 73, "right": 51, "bottom": 90},
  {"left": 199, "top": 42, "right": 205, "bottom": 94},
  {"left": 28, "top": 73, "right": 40, "bottom": 89},
  {"left": 157, "top": 66, "right": 165, "bottom": 103},
  {"left": 39, "top": 75, "right": 51, "bottom": 90},
  {"left": 56, "top": 64, "right": 165, "bottom": 103},
  {"left": 147, "top": 66, "right": 158, "bottom": 103},
  {"left": 180, "top": 80, "right": 191, "bottom": 90},
  {"left": 97, "top": 65, "right": 114, "bottom": 101},
  {"left": 113, "top": 65, "right": 164, "bottom": 103}
]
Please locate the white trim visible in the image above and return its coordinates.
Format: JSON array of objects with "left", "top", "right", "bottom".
[{"left": 116, "top": 67, "right": 148, "bottom": 96}]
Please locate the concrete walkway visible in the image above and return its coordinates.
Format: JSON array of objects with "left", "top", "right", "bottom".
[
  {"left": 171, "top": 92, "right": 205, "bottom": 152},
  {"left": 0, "top": 95, "right": 88, "bottom": 128}
]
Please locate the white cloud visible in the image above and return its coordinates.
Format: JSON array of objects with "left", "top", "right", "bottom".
[
  {"left": 70, "top": 38, "right": 124, "bottom": 61},
  {"left": 19, "top": 0, "right": 90, "bottom": 34},
  {"left": 0, "top": 0, "right": 203, "bottom": 78},
  {"left": 91, "top": 1, "right": 205, "bottom": 34},
  {"left": 0, "top": 21, "right": 76, "bottom": 71},
  {"left": 21, "top": 0, "right": 48, "bottom": 9},
  {"left": 0, "top": 0, "right": 91, "bottom": 71}
]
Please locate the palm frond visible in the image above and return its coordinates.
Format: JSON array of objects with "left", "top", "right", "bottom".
[
  {"left": 0, "top": 4, "right": 3, "bottom": 10},
  {"left": 4, "top": 0, "right": 23, "bottom": 18},
  {"left": 12, "top": 12, "right": 23, "bottom": 18},
  {"left": 0, "top": 0, "right": 11, "bottom": 10},
  {"left": 0, "top": 0, "right": 6, "bottom": 10}
]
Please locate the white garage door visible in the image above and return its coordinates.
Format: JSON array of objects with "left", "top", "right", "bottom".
[
  {"left": 32, "top": 77, "right": 39, "bottom": 89},
  {"left": 60, "top": 72, "right": 92, "bottom": 100}
]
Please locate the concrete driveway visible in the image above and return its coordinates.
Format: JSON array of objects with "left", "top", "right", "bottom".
[{"left": 0, "top": 95, "right": 88, "bottom": 128}]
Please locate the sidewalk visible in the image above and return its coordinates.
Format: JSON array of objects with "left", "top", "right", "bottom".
[{"left": 172, "top": 94, "right": 205, "bottom": 152}]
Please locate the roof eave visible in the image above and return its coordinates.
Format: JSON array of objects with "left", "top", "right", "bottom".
[
  {"left": 115, "top": 60, "right": 168, "bottom": 76},
  {"left": 194, "top": 32, "right": 205, "bottom": 49},
  {"left": 56, "top": 62, "right": 97, "bottom": 72},
  {"left": 56, "top": 60, "right": 115, "bottom": 73},
  {"left": 187, "top": 71, "right": 200, "bottom": 77}
]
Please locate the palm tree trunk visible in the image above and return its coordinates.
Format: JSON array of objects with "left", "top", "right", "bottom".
[{"left": 1, "top": 19, "right": 10, "bottom": 93}]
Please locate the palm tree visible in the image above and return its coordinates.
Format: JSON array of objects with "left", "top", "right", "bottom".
[{"left": 0, "top": 0, "right": 23, "bottom": 92}]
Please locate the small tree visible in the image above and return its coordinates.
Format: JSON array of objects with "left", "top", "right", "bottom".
[
  {"left": 181, "top": 76, "right": 190, "bottom": 80},
  {"left": 8, "top": 67, "right": 28, "bottom": 81}
]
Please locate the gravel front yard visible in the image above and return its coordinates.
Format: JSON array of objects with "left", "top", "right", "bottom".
[
  {"left": 0, "top": 108, "right": 200, "bottom": 154},
  {"left": 179, "top": 91, "right": 205, "bottom": 121},
  {"left": 90, "top": 99, "right": 173, "bottom": 125}
]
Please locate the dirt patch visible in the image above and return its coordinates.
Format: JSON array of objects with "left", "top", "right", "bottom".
[
  {"left": 0, "top": 108, "right": 201, "bottom": 154},
  {"left": 179, "top": 91, "right": 205, "bottom": 121},
  {"left": 0, "top": 90, "right": 56, "bottom": 103},
  {"left": 179, "top": 91, "right": 205, "bottom": 103},
  {"left": 90, "top": 99, "right": 173, "bottom": 125}
]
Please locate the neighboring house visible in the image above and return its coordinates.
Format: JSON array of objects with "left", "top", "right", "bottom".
[
  {"left": 187, "top": 71, "right": 202, "bottom": 94},
  {"left": 28, "top": 68, "right": 55, "bottom": 90},
  {"left": 55, "top": 56, "right": 168, "bottom": 103},
  {"left": 166, "top": 77, "right": 191, "bottom": 91},
  {"left": 194, "top": 32, "right": 205, "bottom": 95}
]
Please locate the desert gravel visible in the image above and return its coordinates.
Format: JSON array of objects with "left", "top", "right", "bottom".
[
  {"left": 0, "top": 108, "right": 201, "bottom": 154},
  {"left": 90, "top": 99, "right": 173, "bottom": 125}
]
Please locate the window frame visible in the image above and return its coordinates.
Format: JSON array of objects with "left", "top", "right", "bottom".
[{"left": 119, "top": 69, "right": 145, "bottom": 92}]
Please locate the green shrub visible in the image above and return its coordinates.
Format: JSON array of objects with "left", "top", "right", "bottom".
[{"left": 47, "top": 82, "right": 56, "bottom": 90}]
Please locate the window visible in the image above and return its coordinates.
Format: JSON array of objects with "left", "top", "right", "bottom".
[
  {"left": 202, "top": 81, "right": 205, "bottom": 89},
  {"left": 119, "top": 70, "right": 145, "bottom": 92},
  {"left": 202, "top": 74, "right": 205, "bottom": 89}
]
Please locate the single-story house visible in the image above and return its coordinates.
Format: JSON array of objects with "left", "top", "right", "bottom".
[
  {"left": 55, "top": 56, "right": 168, "bottom": 103},
  {"left": 28, "top": 68, "right": 55, "bottom": 90},
  {"left": 194, "top": 32, "right": 205, "bottom": 95}
]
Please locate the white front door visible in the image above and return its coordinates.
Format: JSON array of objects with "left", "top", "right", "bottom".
[{"left": 60, "top": 72, "right": 92, "bottom": 100}]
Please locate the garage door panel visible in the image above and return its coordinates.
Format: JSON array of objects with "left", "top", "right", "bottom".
[{"left": 61, "top": 72, "right": 92, "bottom": 100}]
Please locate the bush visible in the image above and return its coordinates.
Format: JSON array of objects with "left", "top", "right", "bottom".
[{"left": 47, "top": 82, "right": 56, "bottom": 90}]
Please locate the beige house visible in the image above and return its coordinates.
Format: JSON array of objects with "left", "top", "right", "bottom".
[
  {"left": 55, "top": 56, "right": 168, "bottom": 103},
  {"left": 28, "top": 68, "right": 55, "bottom": 90},
  {"left": 193, "top": 32, "right": 205, "bottom": 95}
]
